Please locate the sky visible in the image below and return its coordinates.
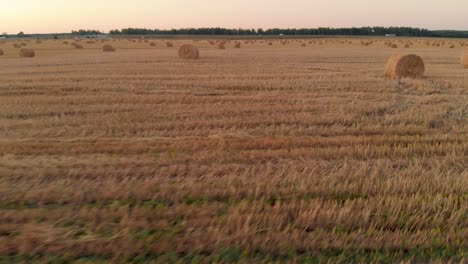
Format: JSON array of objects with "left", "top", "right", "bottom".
[{"left": 2, "top": 0, "right": 467, "bottom": 33}]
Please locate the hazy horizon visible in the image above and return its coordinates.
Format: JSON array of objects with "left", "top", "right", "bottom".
[{"left": 3, "top": 0, "right": 467, "bottom": 34}]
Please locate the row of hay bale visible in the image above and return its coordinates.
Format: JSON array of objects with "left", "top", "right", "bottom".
[
  {"left": 5, "top": 38, "right": 468, "bottom": 51},
  {"left": 0, "top": 48, "right": 36, "bottom": 57},
  {"left": 0, "top": 44, "right": 116, "bottom": 58},
  {"left": 0, "top": 42, "right": 195, "bottom": 59},
  {"left": 175, "top": 44, "right": 468, "bottom": 80},
  {"left": 2, "top": 42, "right": 468, "bottom": 77},
  {"left": 6, "top": 38, "right": 468, "bottom": 46},
  {"left": 385, "top": 52, "right": 468, "bottom": 79}
]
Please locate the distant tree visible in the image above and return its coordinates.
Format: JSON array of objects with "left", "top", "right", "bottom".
[
  {"left": 17, "top": 31, "right": 25, "bottom": 37},
  {"left": 109, "top": 29, "right": 122, "bottom": 35},
  {"left": 71, "top": 29, "right": 102, "bottom": 35}
]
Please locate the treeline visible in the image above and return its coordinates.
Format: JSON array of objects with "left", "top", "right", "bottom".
[
  {"left": 106, "top": 27, "right": 468, "bottom": 38},
  {"left": 7, "top": 27, "right": 468, "bottom": 38},
  {"left": 108, "top": 27, "right": 429, "bottom": 36},
  {"left": 71, "top": 30, "right": 103, "bottom": 35}
]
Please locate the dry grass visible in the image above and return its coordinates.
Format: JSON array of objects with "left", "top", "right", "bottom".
[{"left": 0, "top": 37, "right": 467, "bottom": 263}]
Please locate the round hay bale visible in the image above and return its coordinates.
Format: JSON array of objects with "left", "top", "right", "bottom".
[
  {"left": 178, "top": 44, "right": 199, "bottom": 60},
  {"left": 384, "top": 54, "right": 425, "bottom": 79},
  {"left": 217, "top": 43, "right": 225, "bottom": 49},
  {"left": 13, "top": 43, "right": 21, "bottom": 48},
  {"left": 150, "top": 42, "right": 157, "bottom": 46},
  {"left": 0, "top": 49, "right": 4, "bottom": 56},
  {"left": 166, "top": 42, "right": 174, "bottom": 48},
  {"left": 102, "top": 44, "right": 116, "bottom": 52},
  {"left": 72, "top": 43, "right": 83, "bottom": 49},
  {"left": 234, "top": 43, "right": 241, "bottom": 48},
  {"left": 19, "top": 48, "right": 35, "bottom": 58},
  {"left": 391, "top": 44, "right": 398, "bottom": 49},
  {"left": 461, "top": 52, "right": 468, "bottom": 68},
  {"left": 63, "top": 41, "right": 69, "bottom": 45}
]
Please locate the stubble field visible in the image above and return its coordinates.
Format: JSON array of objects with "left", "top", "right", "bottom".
[{"left": 0, "top": 37, "right": 467, "bottom": 263}]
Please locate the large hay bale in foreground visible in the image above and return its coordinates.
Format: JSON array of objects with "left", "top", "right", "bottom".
[
  {"left": 384, "top": 54, "right": 425, "bottom": 79},
  {"left": 0, "top": 49, "right": 4, "bottom": 56},
  {"left": 178, "top": 44, "right": 199, "bottom": 60},
  {"left": 102, "top": 44, "right": 116, "bottom": 52},
  {"left": 461, "top": 52, "right": 468, "bottom": 68},
  {"left": 19, "top": 48, "right": 35, "bottom": 58}
]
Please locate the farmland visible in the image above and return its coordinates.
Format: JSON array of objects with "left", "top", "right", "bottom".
[{"left": 0, "top": 37, "right": 467, "bottom": 263}]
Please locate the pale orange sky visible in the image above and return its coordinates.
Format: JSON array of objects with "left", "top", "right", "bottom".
[{"left": 2, "top": 0, "right": 467, "bottom": 33}]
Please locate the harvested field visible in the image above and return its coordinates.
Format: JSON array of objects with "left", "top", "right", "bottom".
[{"left": 0, "top": 37, "right": 467, "bottom": 263}]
